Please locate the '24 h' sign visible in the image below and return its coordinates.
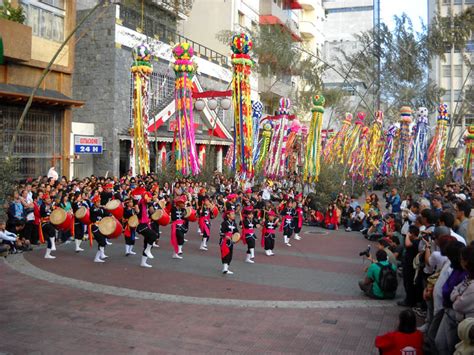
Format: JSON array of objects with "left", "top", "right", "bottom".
[{"left": 74, "top": 136, "right": 103, "bottom": 154}]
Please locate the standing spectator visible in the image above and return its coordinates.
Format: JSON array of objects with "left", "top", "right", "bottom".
[
  {"left": 451, "top": 245, "right": 474, "bottom": 321},
  {"left": 7, "top": 191, "right": 25, "bottom": 227},
  {"left": 375, "top": 309, "right": 424, "bottom": 355},
  {"left": 455, "top": 200, "right": 471, "bottom": 241},
  {"left": 386, "top": 188, "right": 401, "bottom": 214},
  {"left": 398, "top": 225, "right": 420, "bottom": 307},
  {"left": 431, "top": 196, "right": 444, "bottom": 218}
]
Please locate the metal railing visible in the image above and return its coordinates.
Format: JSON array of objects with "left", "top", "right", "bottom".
[{"left": 120, "top": 5, "right": 230, "bottom": 67}]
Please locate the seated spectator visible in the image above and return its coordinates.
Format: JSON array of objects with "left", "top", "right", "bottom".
[
  {"left": 340, "top": 200, "right": 354, "bottom": 229},
  {"left": 366, "top": 215, "right": 384, "bottom": 241},
  {"left": 359, "top": 249, "right": 398, "bottom": 299},
  {"left": 346, "top": 205, "right": 365, "bottom": 232},
  {"left": 324, "top": 203, "right": 339, "bottom": 230},
  {"left": 375, "top": 309, "right": 424, "bottom": 355}
]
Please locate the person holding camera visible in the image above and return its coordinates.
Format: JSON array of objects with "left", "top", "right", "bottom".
[
  {"left": 358, "top": 249, "right": 398, "bottom": 299},
  {"left": 345, "top": 205, "right": 365, "bottom": 232},
  {"left": 398, "top": 225, "right": 421, "bottom": 307},
  {"left": 365, "top": 215, "right": 384, "bottom": 241}
]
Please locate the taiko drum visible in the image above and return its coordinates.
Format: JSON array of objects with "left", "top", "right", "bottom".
[
  {"left": 50, "top": 208, "right": 73, "bottom": 231},
  {"left": 105, "top": 200, "right": 124, "bottom": 220},
  {"left": 98, "top": 216, "right": 123, "bottom": 239}
]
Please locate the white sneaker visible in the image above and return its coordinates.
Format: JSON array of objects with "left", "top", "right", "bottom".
[
  {"left": 286, "top": 242, "right": 292, "bottom": 247},
  {"left": 245, "top": 255, "right": 255, "bottom": 263},
  {"left": 75, "top": 239, "right": 84, "bottom": 252},
  {"left": 226, "top": 269, "right": 234, "bottom": 275},
  {"left": 94, "top": 251, "right": 104, "bottom": 263},
  {"left": 106, "top": 239, "right": 112, "bottom": 245},
  {"left": 178, "top": 245, "right": 183, "bottom": 255},
  {"left": 50, "top": 238, "right": 56, "bottom": 251},
  {"left": 145, "top": 245, "right": 154, "bottom": 259},
  {"left": 129, "top": 249, "right": 136, "bottom": 255},
  {"left": 153, "top": 242, "right": 160, "bottom": 248},
  {"left": 265, "top": 250, "right": 271, "bottom": 256},
  {"left": 269, "top": 250, "right": 275, "bottom": 256},
  {"left": 184, "top": 239, "right": 188, "bottom": 243},
  {"left": 140, "top": 256, "right": 152, "bottom": 268},
  {"left": 44, "top": 249, "right": 56, "bottom": 259},
  {"left": 294, "top": 235, "right": 301, "bottom": 240},
  {"left": 200, "top": 245, "right": 208, "bottom": 251},
  {"left": 172, "top": 253, "right": 183, "bottom": 259},
  {"left": 345, "top": 227, "right": 352, "bottom": 232}
]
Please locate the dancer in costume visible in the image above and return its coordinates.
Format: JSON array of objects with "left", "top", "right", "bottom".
[
  {"left": 71, "top": 191, "right": 87, "bottom": 253},
  {"left": 89, "top": 194, "right": 111, "bottom": 263},
  {"left": 135, "top": 192, "right": 159, "bottom": 268},
  {"left": 293, "top": 193, "right": 304, "bottom": 240},
  {"left": 170, "top": 195, "right": 189, "bottom": 259},
  {"left": 40, "top": 194, "right": 56, "bottom": 259},
  {"left": 241, "top": 206, "right": 259, "bottom": 263},
  {"left": 225, "top": 193, "right": 239, "bottom": 214},
  {"left": 280, "top": 197, "right": 296, "bottom": 246},
  {"left": 220, "top": 210, "right": 239, "bottom": 274},
  {"left": 198, "top": 196, "right": 214, "bottom": 251},
  {"left": 262, "top": 210, "right": 279, "bottom": 256},
  {"left": 123, "top": 198, "right": 137, "bottom": 256}
]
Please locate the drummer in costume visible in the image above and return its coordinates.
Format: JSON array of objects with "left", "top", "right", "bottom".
[
  {"left": 198, "top": 196, "right": 214, "bottom": 251},
  {"left": 122, "top": 198, "right": 137, "bottom": 256},
  {"left": 219, "top": 209, "right": 239, "bottom": 274},
  {"left": 293, "top": 194, "right": 304, "bottom": 240},
  {"left": 40, "top": 194, "right": 57, "bottom": 259},
  {"left": 241, "top": 206, "right": 260, "bottom": 263},
  {"left": 100, "top": 183, "right": 114, "bottom": 246},
  {"left": 280, "top": 197, "right": 295, "bottom": 247},
  {"left": 90, "top": 194, "right": 111, "bottom": 263},
  {"left": 262, "top": 210, "right": 279, "bottom": 256},
  {"left": 150, "top": 195, "right": 163, "bottom": 248},
  {"left": 170, "top": 195, "right": 189, "bottom": 259},
  {"left": 225, "top": 193, "right": 239, "bottom": 214},
  {"left": 135, "top": 191, "right": 159, "bottom": 268},
  {"left": 71, "top": 191, "right": 87, "bottom": 252},
  {"left": 242, "top": 188, "right": 256, "bottom": 207}
]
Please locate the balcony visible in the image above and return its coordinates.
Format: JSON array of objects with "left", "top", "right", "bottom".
[
  {"left": 299, "top": 0, "right": 317, "bottom": 10},
  {"left": 299, "top": 20, "right": 317, "bottom": 39},
  {"left": 259, "top": 0, "right": 302, "bottom": 41},
  {"left": 258, "top": 75, "right": 293, "bottom": 100},
  {"left": 0, "top": 18, "right": 32, "bottom": 62}
]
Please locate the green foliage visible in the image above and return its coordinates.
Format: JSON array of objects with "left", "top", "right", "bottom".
[
  {"left": 0, "top": 0, "right": 25, "bottom": 24},
  {"left": 335, "top": 15, "right": 444, "bottom": 123},
  {"left": 427, "top": 7, "right": 474, "bottom": 60},
  {"left": 0, "top": 158, "right": 19, "bottom": 219}
]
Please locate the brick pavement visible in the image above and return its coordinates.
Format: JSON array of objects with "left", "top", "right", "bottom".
[{"left": 0, "top": 224, "right": 404, "bottom": 354}]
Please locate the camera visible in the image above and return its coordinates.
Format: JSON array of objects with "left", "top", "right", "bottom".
[{"left": 359, "top": 245, "right": 371, "bottom": 257}]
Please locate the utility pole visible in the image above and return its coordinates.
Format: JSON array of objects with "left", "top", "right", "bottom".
[{"left": 373, "top": 0, "right": 381, "bottom": 113}]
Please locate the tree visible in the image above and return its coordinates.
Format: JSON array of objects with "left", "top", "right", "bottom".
[{"left": 335, "top": 15, "right": 444, "bottom": 123}]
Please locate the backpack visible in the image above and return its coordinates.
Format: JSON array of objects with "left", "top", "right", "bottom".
[{"left": 377, "top": 262, "right": 398, "bottom": 294}]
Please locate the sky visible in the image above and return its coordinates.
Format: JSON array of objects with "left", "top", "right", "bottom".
[{"left": 380, "top": 0, "right": 428, "bottom": 32}]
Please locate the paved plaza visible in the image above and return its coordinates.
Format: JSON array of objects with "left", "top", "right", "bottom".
[{"left": 1, "top": 223, "right": 403, "bottom": 354}]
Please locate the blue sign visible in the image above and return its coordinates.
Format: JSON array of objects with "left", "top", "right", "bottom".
[{"left": 74, "top": 136, "right": 103, "bottom": 154}]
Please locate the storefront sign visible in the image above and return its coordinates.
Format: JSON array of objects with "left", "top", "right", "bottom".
[{"left": 74, "top": 135, "right": 103, "bottom": 154}]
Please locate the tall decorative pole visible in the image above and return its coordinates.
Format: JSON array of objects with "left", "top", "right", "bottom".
[
  {"left": 395, "top": 106, "right": 413, "bottom": 178},
  {"left": 172, "top": 42, "right": 200, "bottom": 176},
  {"left": 428, "top": 103, "right": 450, "bottom": 179},
  {"left": 255, "top": 122, "right": 272, "bottom": 173},
  {"left": 303, "top": 94, "right": 325, "bottom": 183},
  {"left": 410, "top": 107, "right": 430, "bottom": 177},
  {"left": 230, "top": 33, "right": 254, "bottom": 181},
  {"left": 251, "top": 101, "right": 263, "bottom": 165},
  {"left": 130, "top": 43, "right": 153, "bottom": 175},
  {"left": 463, "top": 126, "right": 474, "bottom": 182},
  {"left": 322, "top": 112, "right": 352, "bottom": 164},
  {"left": 367, "top": 110, "right": 385, "bottom": 178},
  {"left": 265, "top": 98, "right": 291, "bottom": 179},
  {"left": 381, "top": 125, "right": 397, "bottom": 177}
]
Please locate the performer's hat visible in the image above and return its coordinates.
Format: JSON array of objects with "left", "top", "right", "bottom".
[
  {"left": 243, "top": 206, "right": 254, "bottom": 214},
  {"left": 295, "top": 193, "right": 303, "bottom": 200},
  {"left": 226, "top": 193, "right": 237, "bottom": 200},
  {"left": 245, "top": 188, "right": 252, "bottom": 194},
  {"left": 91, "top": 194, "right": 100, "bottom": 203},
  {"left": 131, "top": 187, "right": 146, "bottom": 199},
  {"left": 174, "top": 195, "right": 187, "bottom": 205},
  {"left": 104, "top": 183, "right": 114, "bottom": 189},
  {"left": 43, "top": 194, "right": 51, "bottom": 200},
  {"left": 199, "top": 188, "right": 206, "bottom": 194},
  {"left": 268, "top": 210, "right": 277, "bottom": 217}
]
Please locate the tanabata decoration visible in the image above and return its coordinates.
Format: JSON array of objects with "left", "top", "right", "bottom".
[
  {"left": 130, "top": 43, "right": 153, "bottom": 175},
  {"left": 342, "top": 112, "right": 366, "bottom": 164},
  {"left": 172, "top": 42, "right": 200, "bottom": 176},
  {"left": 251, "top": 101, "right": 264, "bottom": 164},
  {"left": 395, "top": 107, "right": 413, "bottom": 177},
  {"left": 303, "top": 95, "right": 325, "bottom": 182},
  {"left": 381, "top": 125, "right": 397, "bottom": 176},
  {"left": 410, "top": 107, "right": 430, "bottom": 177},
  {"left": 230, "top": 33, "right": 254, "bottom": 180},
  {"left": 225, "top": 143, "right": 234, "bottom": 168},
  {"left": 463, "top": 126, "right": 474, "bottom": 182},
  {"left": 265, "top": 98, "right": 291, "bottom": 178},
  {"left": 255, "top": 122, "right": 272, "bottom": 172},
  {"left": 428, "top": 103, "right": 450, "bottom": 179},
  {"left": 349, "top": 122, "right": 370, "bottom": 180},
  {"left": 286, "top": 119, "right": 302, "bottom": 173},
  {"left": 323, "top": 113, "right": 353, "bottom": 164},
  {"left": 366, "top": 111, "right": 385, "bottom": 178}
]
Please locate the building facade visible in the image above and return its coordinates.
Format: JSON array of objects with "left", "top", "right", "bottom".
[
  {"left": 0, "top": 0, "right": 82, "bottom": 179},
  {"left": 299, "top": 0, "right": 325, "bottom": 56},
  {"left": 428, "top": 0, "right": 474, "bottom": 148},
  {"left": 73, "top": 0, "right": 233, "bottom": 178}
]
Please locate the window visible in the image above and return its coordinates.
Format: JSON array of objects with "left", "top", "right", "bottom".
[
  {"left": 465, "top": 114, "right": 474, "bottom": 126},
  {"left": 21, "top": 0, "right": 65, "bottom": 42},
  {"left": 454, "top": 65, "right": 462, "bottom": 77},
  {"left": 442, "top": 65, "right": 451, "bottom": 77},
  {"left": 466, "top": 40, "right": 474, "bottom": 52},
  {"left": 326, "top": 6, "right": 374, "bottom": 14},
  {"left": 238, "top": 11, "right": 245, "bottom": 27}
]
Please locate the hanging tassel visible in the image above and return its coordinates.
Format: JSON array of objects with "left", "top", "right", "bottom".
[
  {"left": 428, "top": 103, "right": 450, "bottom": 179},
  {"left": 323, "top": 113, "right": 353, "bottom": 164},
  {"left": 464, "top": 126, "right": 474, "bottom": 182},
  {"left": 410, "top": 107, "right": 430, "bottom": 177},
  {"left": 303, "top": 95, "right": 325, "bottom": 183}
]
